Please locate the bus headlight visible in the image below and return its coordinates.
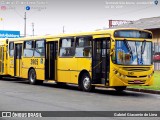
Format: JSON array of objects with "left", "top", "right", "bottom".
[
  {"left": 148, "top": 71, "right": 154, "bottom": 78},
  {"left": 113, "top": 69, "right": 126, "bottom": 78},
  {"left": 122, "top": 75, "right": 126, "bottom": 78},
  {"left": 148, "top": 74, "right": 152, "bottom": 78},
  {"left": 117, "top": 72, "right": 121, "bottom": 77},
  {"left": 113, "top": 70, "right": 118, "bottom": 74}
]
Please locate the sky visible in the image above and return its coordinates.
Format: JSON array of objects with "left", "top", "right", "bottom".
[{"left": 0, "top": 0, "right": 160, "bottom": 36}]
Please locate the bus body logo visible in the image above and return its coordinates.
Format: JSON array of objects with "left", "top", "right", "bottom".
[
  {"left": 31, "top": 59, "right": 38, "bottom": 65},
  {"left": 128, "top": 72, "right": 134, "bottom": 76}
]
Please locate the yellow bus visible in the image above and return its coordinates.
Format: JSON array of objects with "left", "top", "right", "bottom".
[
  {"left": 1, "top": 28, "right": 154, "bottom": 92},
  {"left": 0, "top": 39, "right": 8, "bottom": 77}
]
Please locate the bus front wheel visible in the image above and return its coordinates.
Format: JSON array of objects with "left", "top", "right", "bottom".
[
  {"left": 80, "top": 73, "right": 95, "bottom": 92},
  {"left": 114, "top": 86, "right": 126, "bottom": 92}
]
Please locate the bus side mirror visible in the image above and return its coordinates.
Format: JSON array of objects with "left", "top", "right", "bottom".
[
  {"left": 111, "top": 41, "right": 115, "bottom": 49},
  {"left": 110, "top": 49, "right": 115, "bottom": 56},
  {"left": 110, "top": 42, "right": 115, "bottom": 55}
]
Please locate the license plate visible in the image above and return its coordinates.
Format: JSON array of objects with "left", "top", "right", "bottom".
[{"left": 134, "top": 80, "right": 141, "bottom": 83}]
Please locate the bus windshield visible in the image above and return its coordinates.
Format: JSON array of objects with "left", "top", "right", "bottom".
[{"left": 114, "top": 40, "right": 152, "bottom": 65}]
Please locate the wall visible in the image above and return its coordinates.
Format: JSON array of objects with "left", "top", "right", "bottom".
[{"left": 148, "top": 29, "right": 160, "bottom": 71}]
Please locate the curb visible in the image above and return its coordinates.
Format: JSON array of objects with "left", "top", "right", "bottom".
[{"left": 126, "top": 88, "right": 160, "bottom": 94}]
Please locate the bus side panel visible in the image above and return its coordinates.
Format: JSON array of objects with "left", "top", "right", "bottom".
[
  {"left": 35, "top": 58, "right": 45, "bottom": 80},
  {"left": 57, "top": 70, "right": 70, "bottom": 83},
  {"left": 57, "top": 58, "right": 75, "bottom": 83},
  {"left": 21, "top": 58, "right": 31, "bottom": 79},
  {"left": 35, "top": 69, "right": 45, "bottom": 80},
  {"left": 57, "top": 58, "right": 91, "bottom": 84},
  {"left": 77, "top": 58, "right": 91, "bottom": 74},
  {"left": 70, "top": 71, "right": 79, "bottom": 84},
  {"left": 70, "top": 58, "right": 78, "bottom": 84},
  {"left": 21, "top": 68, "right": 28, "bottom": 79},
  {"left": 8, "top": 57, "right": 14, "bottom": 76},
  {"left": 22, "top": 58, "right": 45, "bottom": 80}
]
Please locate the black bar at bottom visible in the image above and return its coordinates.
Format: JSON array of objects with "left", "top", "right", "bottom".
[{"left": 0, "top": 111, "right": 159, "bottom": 117}]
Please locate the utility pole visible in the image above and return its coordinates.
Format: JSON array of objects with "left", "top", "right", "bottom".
[
  {"left": 63, "top": 26, "right": 65, "bottom": 33},
  {"left": 32, "top": 22, "right": 34, "bottom": 36},
  {"left": 24, "top": 12, "right": 26, "bottom": 37}
]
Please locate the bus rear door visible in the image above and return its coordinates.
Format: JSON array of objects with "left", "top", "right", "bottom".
[
  {"left": 14, "top": 43, "right": 22, "bottom": 77},
  {"left": 45, "top": 41, "right": 58, "bottom": 80}
]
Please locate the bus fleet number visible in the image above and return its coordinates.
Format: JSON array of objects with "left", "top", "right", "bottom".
[{"left": 31, "top": 59, "right": 38, "bottom": 65}]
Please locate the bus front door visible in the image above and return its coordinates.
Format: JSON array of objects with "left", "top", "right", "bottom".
[
  {"left": 92, "top": 38, "right": 110, "bottom": 85},
  {"left": 45, "top": 41, "right": 58, "bottom": 80},
  {"left": 14, "top": 44, "right": 22, "bottom": 77}
]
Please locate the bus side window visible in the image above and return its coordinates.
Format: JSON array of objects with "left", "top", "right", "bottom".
[
  {"left": 23, "top": 41, "right": 34, "bottom": 57},
  {"left": 34, "top": 40, "right": 45, "bottom": 57},
  {"left": 9, "top": 42, "right": 14, "bottom": 57},
  {"left": 60, "top": 38, "right": 75, "bottom": 57},
  {"left": 75, "top": 37, "right": 92, "bottom": 57}
]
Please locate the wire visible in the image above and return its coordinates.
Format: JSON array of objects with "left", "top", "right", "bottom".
[{"left": 108, "top": 4, "right": 156, "bottom": 19}]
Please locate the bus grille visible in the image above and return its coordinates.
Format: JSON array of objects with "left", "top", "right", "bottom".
[
  {"left": 127, "top": 75, "right": 147, "bottom": 78},
  {"left": 123, "top": 67, "right": 150, "bottom": 71}
]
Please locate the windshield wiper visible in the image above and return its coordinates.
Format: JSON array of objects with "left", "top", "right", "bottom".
[
  {"left": 140, "top": 40, "right": 146, "bottom": 64},
  {"left": 124, "top": 39, "right": 133, "bottom": 60},
  {"left": 141, "top": 40, "right": 146, "bottom": 54}
]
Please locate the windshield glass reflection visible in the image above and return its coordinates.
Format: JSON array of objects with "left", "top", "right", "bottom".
[{"left": 114, "top": 41, "right": 152, "bottom": 65}]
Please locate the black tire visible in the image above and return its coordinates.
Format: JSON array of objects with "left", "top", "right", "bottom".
[
  {"left": 0, "top": 76, "right": 2, "bottom": 80},
  {"left": 114, "top": 86, "right": 126, "bottom": 92},
  {"left": 29, "top": 69, "right": 36, "bottom": 85},
  {"left": 80, "top": 73, "right": 95, "bottom": 92},
  {"left": 28, "top": 69, "right": 43, "bottom": 85}
]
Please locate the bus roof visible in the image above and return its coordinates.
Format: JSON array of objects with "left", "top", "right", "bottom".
[{"left": 7, "top": 28, "right": 152, "bottom": 42}]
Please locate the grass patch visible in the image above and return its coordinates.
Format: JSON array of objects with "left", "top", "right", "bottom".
[{"left": 129, "top": 71, "right": 160, "bottom": 90}]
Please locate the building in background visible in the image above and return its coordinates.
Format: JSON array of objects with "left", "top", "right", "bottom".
[
  {"left": 0, "top": 30, "right": 20, "bottom": 38},
  {"left": 111, "top": 16, "right": 160, "bottom": 70},
  {"left": 109, "top": 20, "right": 133, "bottom": 28}
]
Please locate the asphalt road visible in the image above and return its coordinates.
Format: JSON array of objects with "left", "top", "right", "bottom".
[{"left": 0, "top": 78, "right": 160, "bottom": 120}]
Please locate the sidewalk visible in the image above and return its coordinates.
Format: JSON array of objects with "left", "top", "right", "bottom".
[{"left": 127, "top": 88, "right": 160, "bottom": 94}]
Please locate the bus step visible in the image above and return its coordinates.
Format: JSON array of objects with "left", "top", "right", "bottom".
[
  {"left": 101, "top": 78, "right": 106, "bottom": 84},
  {"left": 44, "top": 80, "right": 56, "bottom": 83}
]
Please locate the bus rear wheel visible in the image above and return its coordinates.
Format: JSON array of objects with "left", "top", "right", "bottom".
[
  {"left": 114, "top": 86, "right": 126, "bottom": 92},
  {"left": 29, "top": 69, "right": 43, "bottom": 85},
  {"left": 80, "top": 73, "right": 95, "bottom": 92}
]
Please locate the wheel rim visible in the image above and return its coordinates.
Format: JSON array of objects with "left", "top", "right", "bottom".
[
  {"left": 83, "top": 77, "right": 91, "bottom": 90},
  {"left": 30, "top": 71, "right": 35, "bottom": 83}
]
